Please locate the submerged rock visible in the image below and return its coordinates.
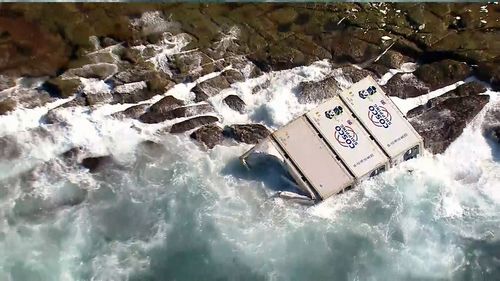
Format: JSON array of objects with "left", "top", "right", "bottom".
[
  {"left": 190, "top": 124, "right": 225, "bottom": 149},
  {"left": 296, "top": 76, "right": 341, "bottom": 104},
  {"left": 170, "top": 115, "right": 219, "bottom": 133},
  {"left": 223, "top": 124, "right": 271, "bottom": 144},
  {"left": 223, "top": 95, "right": 246, "bottom": 113},
  {"left": 410, "top": 95, "right": 490, "bottom": 153},
  {"left": 0, "top": 135, "right": 21, "bottom": 160},
  {"left": 81, "top": 155, "right": 115, "bottom": 173}
]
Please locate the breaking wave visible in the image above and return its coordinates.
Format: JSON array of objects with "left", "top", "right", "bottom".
[{"left": 0, "top": 59, "right": 498, "bottom": 281}]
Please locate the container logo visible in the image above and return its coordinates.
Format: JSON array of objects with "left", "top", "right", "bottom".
[
  {"left": 358, "top": 85, "right": 377, "bottom": 99},
  {"left": 334, "top": 125, "right": 359, "bottom": 149},
  {"left": 325, "top": 106, "right": 343, "bottom": 119},
  {"left": 368, "top": 104, "right": 392, "bottom": 128}
]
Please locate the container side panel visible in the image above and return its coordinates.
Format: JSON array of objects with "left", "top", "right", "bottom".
[
  {"left": 273, "top": 117, "right": 354, "bottom": 199},
  {"left": 306, "top": 96, "right": 389, "bottom": 178},
  {"left": 339, "top": 76, "right": 423, "bottom": 159}
]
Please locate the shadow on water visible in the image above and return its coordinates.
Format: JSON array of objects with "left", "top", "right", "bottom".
[{"left": 221, "top": 153, "right": 306, "bottom": 195}]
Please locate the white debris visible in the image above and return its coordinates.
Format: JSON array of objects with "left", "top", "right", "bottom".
[
  {"left": 381, "top": 36, "right": 392, "bottom": 41},
  {"left": 418, "top": 24, "right": 426, "bottom": 30}
]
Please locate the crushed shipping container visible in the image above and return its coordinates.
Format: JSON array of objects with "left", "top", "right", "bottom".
[{"left": 240, "top": 76, "right": 424, "bottom": 203}]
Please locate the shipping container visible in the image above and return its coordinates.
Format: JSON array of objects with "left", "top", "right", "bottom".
[
  {"left": 305, "top": 96, "right": 390, "bottom": 180},
  {"left": 338, "top": 76, "right": 424, "bottom": 166},
  {"left": 271, "top": 116, "right": 355, "bottom": 200}
]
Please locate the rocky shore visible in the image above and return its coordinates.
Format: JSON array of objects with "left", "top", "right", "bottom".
[{"left": 0, "top": 3, "right": 499, "bottom": 158}]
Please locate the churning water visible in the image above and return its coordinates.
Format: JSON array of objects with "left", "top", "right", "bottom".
[{"left": 0, "top": 60, "right": 499, "bottom": 281}]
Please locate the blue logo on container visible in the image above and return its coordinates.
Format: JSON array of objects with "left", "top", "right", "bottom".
[
  {"left": 334, "top": 125, "right": 359, "bottom": 149},
  {"left": 359, "top": 85, "right": 377, "bottom": 99},
  {"left": 368, "top": 104, "right": 392, "bottom": 128}
]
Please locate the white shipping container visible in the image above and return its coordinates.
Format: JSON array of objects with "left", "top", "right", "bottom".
[
  {"left": 338, "top": 76, "right": 423, "bottom": 165},
  {"left": 305, "top": 96, "right": 390, "bottom": 179},
  {"left": 272, "top": 116, "right": 355, "bottom": 200}
]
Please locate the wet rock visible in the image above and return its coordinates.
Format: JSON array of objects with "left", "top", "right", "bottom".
[
  {"left": 383, "top": 73, "right": 430, "bottom": 98},
  {"left": 58, "top": 96, "right": 88, "bottom": 108},
  {"left": 43, "top": 109, "right": 67, "bottom": 125},
  {"left": 223, "top": 95, "right": 246, "bottom": 113},
  {"left": 377, "top": 50, "right": 415, "bottom": 69},
  {"left": 111, "top": 104, "right": 150, "bottom": 119},
  {"left": 81, "top": 155, "right": 115, "bottom": 173},
  {"left": 112, "top": 81, "right": 156, "bottom": 104},
  {"left": 410, "top": 95, "right": 490, "bottom": 153},
  {"left": 83, "top": 87, "right": 114, "bottom": 106},
  {"left": 223, "top": 124, "right": 271, "bottom": 144},
  {"left": 414, "top": 60, "right": 472, "bottom": 90},
  {"left": 252, "top": 78, "right": 271, "bottom": 95},
  {"left": 42, "top": 77, "right": 82, "bottom": 98},
  {"left": 475, "top": 63, "right": 500, "bottom": 91},
  {"left": 190, "top": 124, "right": 225, "bottom": 149},
  {"left": 0, "top": 75, "right": 16, "bottom": 91},
  {"left": 407, "top": 81, "right": 486, "bottom": 118},
  {"left": 64, "top": 63, "right": 118, "bottom": 80},
  {"left": 170, "top": 115, "right": 219, "bottom": 133},
  {"left": 329, "top": 35, "right": 380, "bottom": 64},
  {"left": 296, "top": 76, "right": 341, "bottom": 104},
  {"left": 0, "top": 135, "right": 21, "bottom": 160},
  {"left": 192, "top": 76, "right": 231, "bottom": 102},
  {"left": 140, "top": 104, "right": 214, "bottom": 124},
  {"left": 222, "top": 69, "right": 246, "bottom": 84},
  {"left": 340, "top": 66, "right": 378, "bottom": 83},
  {"left": 482, "top": 102, "right": 500, "bottom": 143},
  {"left": 148, "top": 95, "right": 185, "bottom": 114},
  {"left": 0, "top": 98, "right": 16, "bottom": 115},
  {"left": 135, "top": 140, "right": 167, "bottom": 160}
]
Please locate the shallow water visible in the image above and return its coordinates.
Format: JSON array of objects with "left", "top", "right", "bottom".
[{"left": 0, "top": 59, "right": 499, "bottom": 281}]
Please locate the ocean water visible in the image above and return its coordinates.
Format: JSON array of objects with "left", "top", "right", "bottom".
[{"left": 0, "top": 40, "right": 499, "bottom": 281}]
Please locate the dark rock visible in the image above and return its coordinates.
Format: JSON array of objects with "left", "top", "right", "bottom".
[
  {"left": 149, "top": 96, "right": 185, "bottom": 114},
  {"left": 111, "top": 104, "right": 150, "bottom": 119},
  {"left": 223, "top": 124, "right": 271, "bottom": 144},
  {"left": 407, "top": 81, "right": 487, "bottom": 118},
  {"left": 140, "top": 104, "right": 214, "bottom": 124},
  {"left": 42, "top": 77, "right": 81, "bottom": 98},
  {"left": 222, "top": 69, "right": 246, "bottom": 84},
  {"left": 252, "top": 78, "right": 271, "bottom": 95},
  {"left": 475, "top": 63, "right": 500, "bottom": 91},
  {"left": 340, "top": 66, "right": 377, "bottom": 83},
  {"left": 383, "top": 73, "right": 430, "bottom": 98},
  {"left": 414, "top": 60, "right": 472, "bottom": 90},
  {"left": 64, "top": 63, "right": 118, "bottom": 80},
  {"left": 329, "top": 35, "right": 380, "bottom": 64},
  {"left": 377, "top": 50, "right": 414, "bottom": 69},
  {"left": 170, "top": 116, "right": 219, "bottom": 133},
  {"left": 101, "top": 37, "right": 119, "bottom": 47},
  {"left": 223, "top": 95, "right": 246, "bottom": 113},
  {"left": 482, "top": 102, "right": 500, "bottom": 143},
  {"left": 0, "top": 135, "right": 21, "bottom": 160},
  {"left": 83, "top": 87, "right": 114, "bottom": 106},
  {"left": 0, "top": 16, "right": 70, "bottom": 77},
  {"left": 190, "top": 124, "right": 225, "bottom": 149},
  {"left": 296, "top": 76, "right": 341, "bottom": 104},
  {"left": 112, "top": 81, "right": 156, "bottom": 104},
  {"left": 0, "top": 75, "right": 15, "bottom": 91},
  {"left": 58, "top": 96, "right": 89, "bottom": 108},
  {"left": 43, "top": 109, "right": 67, "bottom": 125},
  {"left": 61, "top": 147, "right": 84, "bottom": 162},
  {"left": 0, "top": 98, "right": 16, "bottom": 115},
  {"left": 192, "top": 76, "right": 231, "bottom": 102},
  {"left": 81, "top": 155, "right": 114, "bottom": 173},
  {"left": 410, "top": 95, "right": 490, "bottom": 153}
]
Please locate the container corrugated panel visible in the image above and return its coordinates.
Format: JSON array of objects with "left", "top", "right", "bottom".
[
  {"left": 305, "top": 96, "right": 390, "bottom": 179},
  {"left": 272, "top": 116, "right": 355, "bottom": 199},
  {"left": 338, "top": 76, "right": 423, "bottom": 163}
]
